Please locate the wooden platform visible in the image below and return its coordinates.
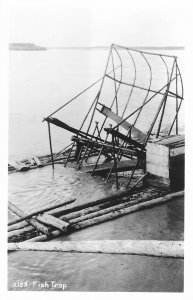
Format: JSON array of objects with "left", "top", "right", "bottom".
[{"left": 145, "top": 135, "right": 185, "bottom": 191}]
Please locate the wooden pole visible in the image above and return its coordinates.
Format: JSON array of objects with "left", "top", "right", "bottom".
[
  {"left": 8, "top": 220, "right": 30, "bottom": 232},
  {"left": 86, "top": 45, "right": 113, "bottom": 135},
  {"left": 112, "top": 135, "right": 119, "bottom": 189},
  {"left": 8, "top": 240, "right": 184, "bottom": 258},
  {"left": 148, "top": 59, "right": 176, "bottom": 141},
  {"left": 47, "top": 121, "right": 54, "bottom": 169},
  {"left": 176, "top": 60, "right": 178, "bottom": 135},
  {"left": 8, "top": 225, "right": 34, "bottom": 239}
]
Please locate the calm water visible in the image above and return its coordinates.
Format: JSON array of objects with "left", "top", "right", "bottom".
[{"left": 8, "top": 48, "right": 184, "bottom": 292}]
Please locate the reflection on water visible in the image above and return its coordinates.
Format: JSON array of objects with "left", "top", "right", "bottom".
[
  {"left": 8, "top": 165, "right": 184, "bottom": 292},
  {"left": 8, "top": 165, "right": 114, "bottom": 222}
]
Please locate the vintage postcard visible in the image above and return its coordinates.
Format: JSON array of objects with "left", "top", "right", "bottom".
[{"left": 1, "top": 0, "right": 192, "bottom": 298}]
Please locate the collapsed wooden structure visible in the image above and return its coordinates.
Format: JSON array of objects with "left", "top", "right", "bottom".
[
  {"left": 42, "top": 44, "right": 184, "bottom": 190},
  {"left": 8, "top": 45, "right": 184, "bottom": 249}
]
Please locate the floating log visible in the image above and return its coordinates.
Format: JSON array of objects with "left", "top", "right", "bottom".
[
  {"left": 8, "top": 194, "right": 142, "bottom": 237},
  {"left": 8, "top": 190, "right": 161, "bottom": 239},
  {"left": 8, "top": 197, "right": 76, "bottom": 227},
  {"left": 60, "top": 196, "right": 136, "bottom": 221},
  {"left": 8, "top": 225, "right": 34, "bottom": 239},
  {"left": 50, "top": 189, "right": 136, "bottom": 217},
  {"left": 67, "top": 201, "right": 135, "bottom": 225},
  {"left": 8, "top": 202, "right": 51, "bottom": 235},
  {"left": 8, "top": 220, "right": 30, "bottom": 232},
  {"left": 25, "top": 191, "right": 184, "bottom": 243},
  {"left": 8, "top": 240, "right": 184, "bottom": 258},
  {"left": 27, "top": 230, "right": 61, "bottom": 242},
  {"left": 72, "top": 190, "right": 184, "bottom": 231},
  {"left": 61, "top": 193, "right": 154, "bottom": 224},
  {"left": 8, "top": 196, "right": 139, "bottom": 238},
  {"left": 35, "top": 214, "right": 70, "bottom": 232}
]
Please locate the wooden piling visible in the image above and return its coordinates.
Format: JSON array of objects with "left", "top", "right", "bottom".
[{"left": 47, "top": 121, "right": 54, "bottom": 169}]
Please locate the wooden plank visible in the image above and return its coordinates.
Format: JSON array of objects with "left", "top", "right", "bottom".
[
  {"left": 28, "top": 158, "right": 36, "bottom": 166},
  {"left": 146, "top": 142, "right": 169, "bottom": 157},
  {"left": 156, "top": 135, "right": 184, "bottom": 147},
  {"left": 104, "top": 128, "right": 143, "bottom": 148},
  {"left": 33, "top": 156, "right": 43, "bottom": 166},
  {"left": 146, "top": 162, "right": 169, "bottom": 178},
  {"left": 100, "top": 105, "right": 146, "bottom": 142},
  {"left": 146, "top": 152, "right": 169, "bottom": 167},
  {"left": 9, "top": 161, "right": 30, "bottom": 172},
  {"left": 82, "top": 159, "right": 142, "bottom": 174},
  {"left": 170, "top": 146, "right": 185, "bottom": 157}
]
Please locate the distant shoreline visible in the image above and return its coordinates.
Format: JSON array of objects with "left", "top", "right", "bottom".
[{"left": 10, "top": 43, "right": 47, "bottom": 51}]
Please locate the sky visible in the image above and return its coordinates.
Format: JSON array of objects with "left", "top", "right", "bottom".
[{"left": 9, "top": 0, "right": 189, "bottom": 47}]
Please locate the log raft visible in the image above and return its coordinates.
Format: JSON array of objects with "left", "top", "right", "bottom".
[{"left": 8, "top": 191, "right": 184, "bottom": 243}]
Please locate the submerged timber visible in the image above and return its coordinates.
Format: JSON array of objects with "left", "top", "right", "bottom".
[{"left": 8, "top": 44, "right": 184, "bottom": 247}]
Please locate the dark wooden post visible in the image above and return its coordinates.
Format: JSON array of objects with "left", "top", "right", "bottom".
[
  {"left": 112, "top": 135, "right": 119, "bottom": 190},
  {"left": 176, "top": 60, "right": 178, "bottom": 135},
  {"left": 47, "top": 121, "right": 54, "bottom": 169}
]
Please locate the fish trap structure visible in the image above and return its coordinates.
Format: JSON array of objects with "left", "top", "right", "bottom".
[{"left": 43, "top": 44, "right": 184, "bottom": 191}]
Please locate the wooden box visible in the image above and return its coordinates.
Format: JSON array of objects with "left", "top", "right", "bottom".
[{"left": 145, "top": 135, "right": 185, "bottom": 191}]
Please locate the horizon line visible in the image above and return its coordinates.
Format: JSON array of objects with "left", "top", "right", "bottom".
[
  {"left": 9, "top": 43, "right": 185, "bottom": 50},
  {"left": 47, "top": 45, "right": 185, "bottom": 49}
]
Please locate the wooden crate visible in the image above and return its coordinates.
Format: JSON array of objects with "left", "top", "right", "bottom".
[{"left": 145, "top": 135, "right": 185, "bottom": 191}]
